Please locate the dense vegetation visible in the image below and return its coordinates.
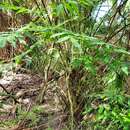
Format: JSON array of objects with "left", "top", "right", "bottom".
[{"left": 0, "top": 0, "right": 130, "bottom": 130}]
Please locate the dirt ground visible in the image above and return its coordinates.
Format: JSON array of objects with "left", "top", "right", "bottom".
[{"left": 0, "top": 67, "right": 67, "bottom": 130}]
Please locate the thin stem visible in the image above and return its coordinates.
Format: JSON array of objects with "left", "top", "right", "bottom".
[
  {"left": 41, "top": 0, "right": 52, "bottom": 25},
  {"left": 66, "top": 73, "right": 74, "bottom": 130},
  {"left": 92, "top": 0, "right": 118, "bottom": 36},
  {"left": 0, "top": 84, "right": 19, "bottom": 103},
  {"left": 105, "top": 23, "right": 130, "bottom": 42}
]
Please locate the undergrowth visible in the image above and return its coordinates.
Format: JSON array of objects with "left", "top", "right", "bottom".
[
  {"left": 0, "top": 105, "right": 44, "bottom": 128},
  {"left": 0, "top": 0, "right": 130, "bottom": 129}
]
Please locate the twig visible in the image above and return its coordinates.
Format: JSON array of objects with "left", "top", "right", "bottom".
[
  {"left": 66, "top": 73, "right": 74, "bottom": 130},
  {"left": 0, "top": 84, "right": 19, "bottom": 103},
  {"left": 105, "top": 23, "right": 130, "bottom": 42},
  {"left": 16, "top": 102, "right": 32, "bottom": 130}
]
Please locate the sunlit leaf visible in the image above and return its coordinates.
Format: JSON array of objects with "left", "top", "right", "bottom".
[
  {"left": 121, "top": 65, "right": 129, "bottom": 76},
  {"left": 51, "top": 32, "right": 68, "bottom": 38},
  {"left": 70, "top": 37, "right": 82, "bottom": 52},
  {"left": 57, "top": 36, "right": 70, "bottom": 43},
  {"left": 0, "top": 37, "right": 7, "bottom": 48}
]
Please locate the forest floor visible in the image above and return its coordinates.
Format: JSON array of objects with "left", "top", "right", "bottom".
[{"left": 0, "top": 64, "right": 68, "bottom": 130}]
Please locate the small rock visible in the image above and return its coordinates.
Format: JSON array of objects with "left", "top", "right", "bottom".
[
  {"left": 2, "top": 104, "right": 13, "bottom": 111},
  {"left": 16, "top": 90, "right": 25, "bottom": 98}
]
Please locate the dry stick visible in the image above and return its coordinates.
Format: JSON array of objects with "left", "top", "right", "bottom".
[
  {"left": 66, "top": 73, "right": 74, "bottom": 130},
  {"left": 0, "top": 84, "right": 19, "bottom": 103}
]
